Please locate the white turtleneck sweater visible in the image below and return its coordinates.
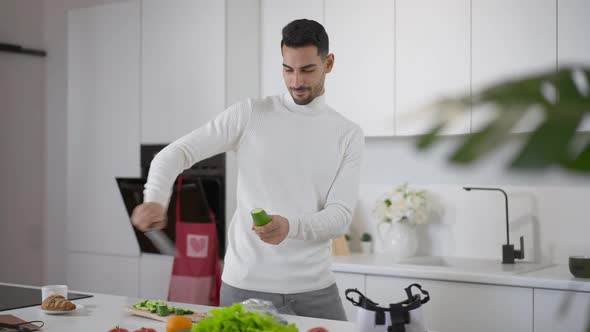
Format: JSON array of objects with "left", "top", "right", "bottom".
[{"left": 144, "top": 93, "right": 364, "bottom": 294}]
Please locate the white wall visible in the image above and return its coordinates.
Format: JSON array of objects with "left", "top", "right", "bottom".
[
  {"left": 350, "top": 134, "right": 590, "bottom": 264},
  {"left": 0, "top": 0, "right": 46, "bottom": 285}
]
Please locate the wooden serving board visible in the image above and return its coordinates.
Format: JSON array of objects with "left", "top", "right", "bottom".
[
  {"left": 126, "top": 307, "right": 208, "bottom": 323},
  {"left": 0, "top": 315, "right": 41, "bottom": 331}
]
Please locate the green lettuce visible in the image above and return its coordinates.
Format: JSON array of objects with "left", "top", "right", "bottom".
[{"left": 192, "top": 303, "right": 298, "bottom": 332}]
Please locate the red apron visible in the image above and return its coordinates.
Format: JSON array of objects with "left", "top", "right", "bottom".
[{"left": 167, "top": 177, "right": 221, "bottom": 306}]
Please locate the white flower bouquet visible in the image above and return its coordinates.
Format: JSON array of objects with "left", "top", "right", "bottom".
[{"left": 372, "top": 184, "right": 429, "bottom": 225}]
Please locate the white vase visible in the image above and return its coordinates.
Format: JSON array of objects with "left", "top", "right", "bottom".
[
  {"left": 377, "top": 220, "right": 418, "bottom": 259},
  {"left": 360, "top": 241, "right": 373, "bottom": 254}
]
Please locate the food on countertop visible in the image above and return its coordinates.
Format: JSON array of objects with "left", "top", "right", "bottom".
[
  {"left": 157, "top": 304, "right": 169, "bottom": 317},
  {"left": 108, "top": 327, "right": 129, "bottom": 332},
  {"left": 191, "top": 303, "right": 298, "bottom": 332},
  {"left": 174, "top": 308, "right": 192, "bottom": 315},
  {"left": 166, "top": 316, "right": 193, "bottom": 332},
  {"left": 134, "top": 328, "right": 157, "bottom": 332},
  {"left": 133, "top": 299, "right": 194, "bottom": 317},
  {"left": 251, "top": 208, "right": 272, "bottom": 226},
  {"left": 41, "top": 294, "right": 76, "bottom": 311},
  {"left": 307, "top": 327, "right": 329, "bottom": 332}
]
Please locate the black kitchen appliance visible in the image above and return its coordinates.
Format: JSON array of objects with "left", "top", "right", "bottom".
[
  {"left": 0, "top": 285, "right": 92, "bottom": 312},
  {"left": 116, "top": 145, "right": 226, "bottom": 258}
]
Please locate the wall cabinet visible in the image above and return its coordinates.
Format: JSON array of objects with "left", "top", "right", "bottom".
[
  {"left": 395, "top": 0, "right": 470, "bottom": 136},
  {"left": 141, "top": 0, "right": 225, "bottom": 143},
  {"left": 232, "top": 0, "right": 584, "bottom": 138},
  {"left": 366, "top": 275, "right": 533, "bottom": 332},
  {"left": 333, "top": 271, "right": 366, "bottom": 322},
  {"left": 471, "top": 0, "right": 556, "bottom": 134},
  {"left": 67, "top": 0, "right": 141, "bottom": 257},
  {"left": 324, "top": 0, "right": 395, "bottom": 136},
  {"left": 558, "top": 0, "right": 590, "bottom": 132}
]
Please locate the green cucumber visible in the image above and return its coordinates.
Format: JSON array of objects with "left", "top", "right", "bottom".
[
  {"left": 175, "top": 307, "right": 193, "bottom": 315},
  {"left": 251, "top": 208, "right": 271, "bottom": 226},
  {"left": 157, "top": 304, "right": 169, "bottom": 316},
  {"left": 131, "top": 299, "right": 194, "bottom": 317}
]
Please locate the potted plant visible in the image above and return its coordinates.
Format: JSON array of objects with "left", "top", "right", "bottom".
[
  {"left": 416, "top": 66, "right": 590, "bottom": 172},
  {"left": 360, "top": 232, "right": 373, "bottom": 254}
]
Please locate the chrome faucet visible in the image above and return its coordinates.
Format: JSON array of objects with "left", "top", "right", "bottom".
[{"left": 463, "top": 187, "right": 525, "bottom": 264}]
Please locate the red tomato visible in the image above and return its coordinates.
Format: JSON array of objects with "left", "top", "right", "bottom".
[
  {"left": 307, "top": 328, "right": 329, "bottom": 332},
  {"left": 109, "top": 327, "right": 129, "bottom": 332},
  {"left": 134, "top": 328, "right": 157, "bottom": 332}
]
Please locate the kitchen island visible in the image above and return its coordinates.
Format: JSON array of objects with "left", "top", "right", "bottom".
[{"left": 1, "top": 283, "right": 355, "bottom": 332}]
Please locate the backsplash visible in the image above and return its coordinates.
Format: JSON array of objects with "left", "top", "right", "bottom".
[{"left": 350, "top": 184, "right": 589, "bottom": 265}]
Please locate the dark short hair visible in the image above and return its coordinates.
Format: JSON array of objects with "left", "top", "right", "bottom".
[{"left": 281, "top": 19, "right": 329, "bottom": 59}]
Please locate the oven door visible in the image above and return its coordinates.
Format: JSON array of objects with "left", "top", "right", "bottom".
[{"left": 116, "top": 177, "right": 222, "bottom": 256}]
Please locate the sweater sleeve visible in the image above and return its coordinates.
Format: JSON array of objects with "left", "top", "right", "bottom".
[
  {"left": 286, "top": 125, "right": 365, "bottom": 241},
  {"left": 143, "top": 100, "right": 251, "bottom": 208}
]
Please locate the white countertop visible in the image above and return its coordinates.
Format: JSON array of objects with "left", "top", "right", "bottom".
[
  {"left": 332, "top": 254, "right": 590, "bottom": 292},
  {"left": 1, "top": 285, "right": 354, "bottom": 332}
]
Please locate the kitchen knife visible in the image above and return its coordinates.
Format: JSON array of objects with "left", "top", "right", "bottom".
[{"left": 144, "top": 229, "right": 176, "bottom": 256}]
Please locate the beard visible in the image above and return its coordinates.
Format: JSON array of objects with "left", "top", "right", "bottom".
[
  {"left": 290, "top": 87, "right": 314, "bottom": 105},
  {"left": 289, "top": 76, "right": 326, "bottom": 105}
]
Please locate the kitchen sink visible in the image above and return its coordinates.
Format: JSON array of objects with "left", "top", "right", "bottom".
[{"left": 396, "top": 256, "right": 554, "bottom": 275}]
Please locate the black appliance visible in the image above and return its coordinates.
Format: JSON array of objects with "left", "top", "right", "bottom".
[
  {"left": 116, "top": 145, "right": 226, "bottom": 258},
  {"left": 0, "top": 285, "right": 92, "bottom": 312}
]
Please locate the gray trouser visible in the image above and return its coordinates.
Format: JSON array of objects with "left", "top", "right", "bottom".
[{"left": 220, "top": 282, "right": 348, "bottom": 321}]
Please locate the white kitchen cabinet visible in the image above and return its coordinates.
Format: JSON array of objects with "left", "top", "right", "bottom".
[
  {"left": 141, "top": 0, "right": 225, "bottom": 143},
  {"left": 260, "top": 0, "right": 324, "bottom": 98},
  {"left": 139, "top": 253, "right": 174, "bottom": 299},
  {"left": 471, "top": 0, "right": 556, "bottom": 133},
  {"left": 324, "top": 0, "right": 395, "bottom": 137},
  {"left": 67, "top": 1, "right": 141, "bottom": 256},
  {"left": 67, "top": 252, "right": 139, "bottom": 297},
  {"left": 366, "top": 275, "right": 533, "bottom": 332},
  {"left": 333, "top": 271, "right": 365, "bottom": 322},
  {"left": 395, "top": 0, "right": 470, "bottom": 136},
  {"left": 558, "top": 0, "right": 590, "bottom": 132},
  {"left": 534, "top": 288, "right": 590, "bottom": 332},
  {"left": 226, "top": 0, "right": 260, "bottom": 106}
]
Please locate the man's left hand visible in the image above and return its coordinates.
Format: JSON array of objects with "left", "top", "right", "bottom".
[{"left": 252, "top": 215, "right": 290, "bottom": 245}]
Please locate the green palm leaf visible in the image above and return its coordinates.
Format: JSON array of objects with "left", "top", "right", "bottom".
[{"left": 417, "top": 66, "right": 590, "bottom": 172}]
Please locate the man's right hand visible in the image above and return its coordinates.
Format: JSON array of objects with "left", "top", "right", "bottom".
[{"left": 131, "top": 202, "right": 167, "bottom": 231}]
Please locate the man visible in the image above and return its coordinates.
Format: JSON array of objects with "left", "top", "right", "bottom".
[{"left": 131, "top": 19, "right": 364, "bottom": 321}]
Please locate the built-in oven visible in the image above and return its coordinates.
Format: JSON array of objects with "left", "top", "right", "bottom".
[{"left": 116, "top": 145, "right": 226, "bottom": 258}]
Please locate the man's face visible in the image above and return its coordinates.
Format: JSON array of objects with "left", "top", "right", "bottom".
[{"left": 282, "top": 45, "right": 334, "bottom": 105}]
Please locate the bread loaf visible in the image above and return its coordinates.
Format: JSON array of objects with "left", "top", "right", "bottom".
[{"left": 41, "top": 295, "right": 76, "bottom": 311}]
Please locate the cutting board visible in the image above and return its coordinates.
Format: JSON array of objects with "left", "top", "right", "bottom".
[
  {"left": 0, "top": 314, "right": 42, "bottom": 331},
  {"left": 126, "top": 307, "right": 208, "bottom": 323},
  {"left": 332, "top": 236, "right": 350, "bottom": 256}
]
